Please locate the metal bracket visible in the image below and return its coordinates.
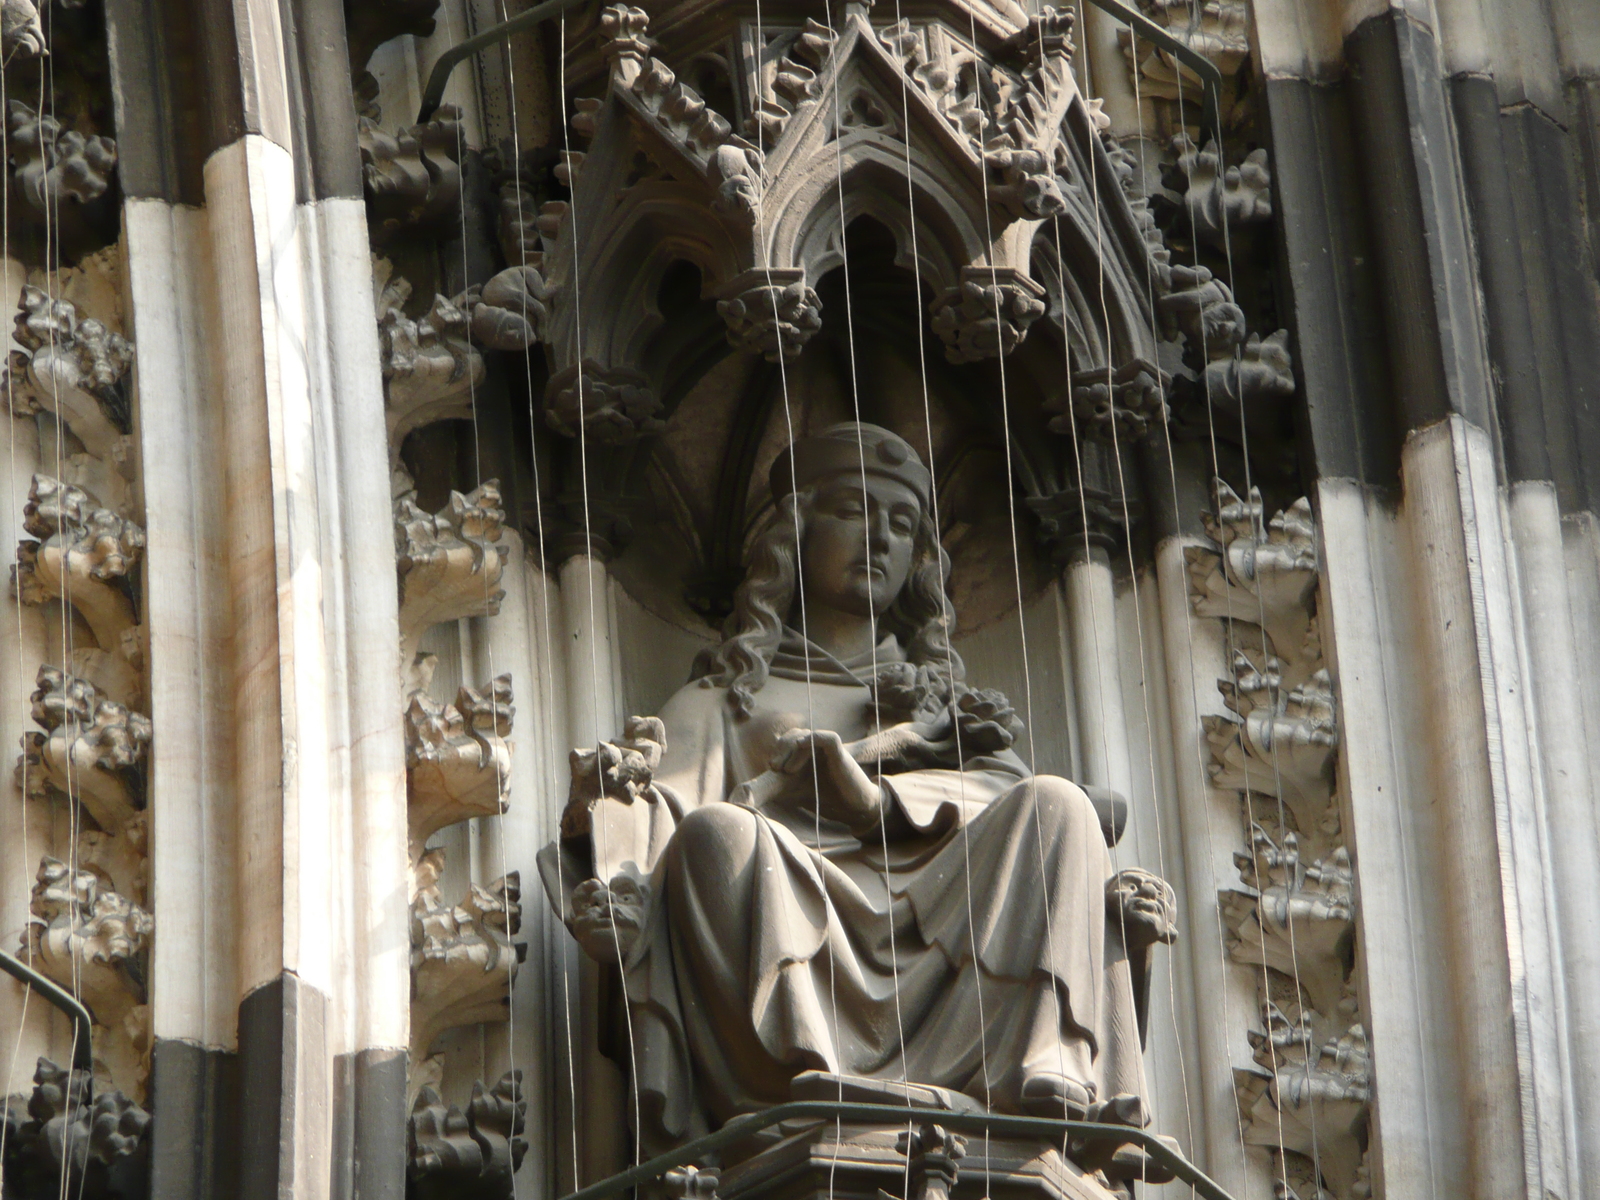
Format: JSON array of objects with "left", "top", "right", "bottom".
[
  {"left": 0, "top": 947, "right": 94, "bottom": 1083},
  {"left": 416, "top": 0, "right": 1224, "bottom": 138}
]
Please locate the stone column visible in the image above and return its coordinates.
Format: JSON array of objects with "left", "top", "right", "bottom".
[{"left": 106, "top": 0, "right": 409, "bottom": 1189}]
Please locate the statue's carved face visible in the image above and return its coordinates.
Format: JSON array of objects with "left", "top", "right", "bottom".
[{"left": 800, "top": 475, "right": 921, "bottom": 618}]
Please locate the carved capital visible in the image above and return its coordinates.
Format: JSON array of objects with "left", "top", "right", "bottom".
[
  {"left": 406, "top": 672, "right": 513, "bottom": 863},
  {"left": 715, "top": 270, "right": 822, "bottom": 361},
  {"left": 543, "top": 361, "right": 665, "bottom": 444},
  {"left": 410, "top": 851, "right": 522, "bottom": 1068},
  {"left": 3, "top": 286, "right": 133, "bottom": 459},
  {"left": 395, "top": 482, "right": 508, "bottom": 661},
  {"left": 13, "top": 474, "right": 143, "bottom": 653},
  {"left": 408, "top": 1071, "right": 528, "bottom": 1194},
  {"left": 1050, "top": 359, "right": 1169, "bottom": 442},
  {"left": 929, "top": 268, "right": 1046, "bottom": 363}
]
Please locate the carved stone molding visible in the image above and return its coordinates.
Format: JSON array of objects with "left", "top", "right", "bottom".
[
  {"left": 406, "top": 671, "right": 513, "bottom": 864},
  {"left": 409, "top": 851, "right": 522, "bottom": 1078},
  {"left": 13, "top": 474, "right": 143, "bottom": 656},
  {"left": 929, "top": 268, "right": 1047, "bottom": 363},
  {"left": 8, "top": 101, "right": 118, "bottom": 214},
  {"left": 3, "top": 285, "right": 133, "bottom": 460},
  {"left": 1190, "top": 483, "right": 1369, "bottom": 1200},
  {"left": 23, "top": 858, "right": 152, "bottom": 1097},
  {"left": 1235, "top": 1004, "right": 1370, "bottom": 1199},
  {"left": 0, "top": 1056, "right": 150, "bottom": 1199},
  {"left": 407, "top": 1071, "right": 527, "bottom": 1200},
  {"left": 395, "top": 482, "right": 508, "bottom": 669}
]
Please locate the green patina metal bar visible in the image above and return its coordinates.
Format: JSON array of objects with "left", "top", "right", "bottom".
[
  {"left": 416, "top": 0, "right": 1224, "bottom": 138},
  {"left": 0, "top": 947, "right": 94, "bottom": 1082},
  {"left": 558, "top": 1100, "right": 1237, "bottom": 1200}
]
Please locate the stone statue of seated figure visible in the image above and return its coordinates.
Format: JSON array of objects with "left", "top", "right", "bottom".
[{"left": 541, "top": 423, "right": 1178, "bottom": 1188}]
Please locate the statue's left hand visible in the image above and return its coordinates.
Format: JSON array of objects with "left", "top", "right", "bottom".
[{"left": 770, "top": 728, "right": 885, "bottom": 830}]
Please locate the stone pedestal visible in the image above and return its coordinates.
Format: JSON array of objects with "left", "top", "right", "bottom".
[{"left": 717, "top": 1121, "right": 1121, "bottom": 1200}]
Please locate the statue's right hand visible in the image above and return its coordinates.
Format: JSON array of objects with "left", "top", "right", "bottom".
[{"left": 568, "top": 874, "right": 647, "bottom": 964}]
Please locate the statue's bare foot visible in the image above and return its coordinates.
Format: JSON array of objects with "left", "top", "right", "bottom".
[
  {"left": 569, "top": 874, "right": 646, "bottom": 964},
  {"left": 1106, "top": 868, "right": 1178, "bottom": 950}
]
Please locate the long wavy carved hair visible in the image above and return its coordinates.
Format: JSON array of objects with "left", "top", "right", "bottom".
[{"left": 708, "top": 485, "right": 966, "bottom": 717}]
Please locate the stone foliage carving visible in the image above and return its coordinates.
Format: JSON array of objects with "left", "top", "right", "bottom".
[
  {"left": 359, "top": 105, "right": 463, "bottom": 241},
  {"left": 406, "top": 671, "right": 513, "bottom": 863},
  {"left": 543, "top": 361, "right": 665, "bottom": 444},
  {"left": 8, "top": 101, "right": 118, "bottom": 213},
  {"left": 13, "top": 474, "right": 143, "bottom": 653},
  {"left": 395, "top": 481, "right": 508, "bottom": 669},
  {"left": 4, "top": 285, "right": 133, "bottom": 460},
  {"left": 716, "top": 272, "right": 822, "bottom": 361},
  {"left": 1, "top": 1056, "right": 150, "bottom": 1200},
  {"left": 18, "top": 666, "right": 151, "bottom": 903},
  {"left": 1119, "top": 0, "right": 1250, "bottom": 112},
  {"left": 1189, "top": 481, "right": 1369, "bottom": 1200},
  {"left": 407, "top": 1071, "right": 527, "bottom": 1200},
  {"left": 376, "top": 267, "right": 485, "bottom": 453},
  {"left": 410, "top": 850, "right": 522, "bottom": 1072},
  {"left": 929, "top": 269, "right": 1047, "bottom": 363},
  {"left": 1235, "top": 1001, "right": 1370, "bottom": 1199},
  {"left": 376, "top": 262, "right": 547, "bottom": 454},
  {"left": 1162, "top": 134, "right": 1271, "bottom": 248},
  {"left": 23, "top": 859, "right": 152, "bottom": 1097}
]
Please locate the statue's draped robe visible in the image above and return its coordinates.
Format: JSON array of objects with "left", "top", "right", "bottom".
[{"left": 582, "top": 633, "right": 1148, "bottom": 1151}]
